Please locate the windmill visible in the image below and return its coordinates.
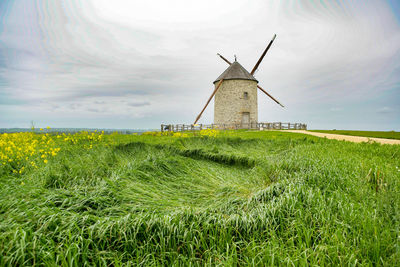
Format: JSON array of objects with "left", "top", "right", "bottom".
[{"left": 193, "top": 34, "right": 284, "bottom": 126}]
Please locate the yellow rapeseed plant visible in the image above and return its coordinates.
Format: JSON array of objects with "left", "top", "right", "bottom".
[
  {"left": 143, "top": 129, "right": 219, "bottom": 138},
  {"left": 0, "top": 129, "right": 105, "bottom": 175},
  {"left": 199, "top": 129, "right": 219, "bottom": 137}
]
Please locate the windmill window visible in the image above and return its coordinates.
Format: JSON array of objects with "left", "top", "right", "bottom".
[{"left": 243, "top": 92, "right": 248, "bottom": 100}]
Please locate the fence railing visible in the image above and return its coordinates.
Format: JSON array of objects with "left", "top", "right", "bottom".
[{"left": 160, "top": 122, "right": 307, "bottom": 132}]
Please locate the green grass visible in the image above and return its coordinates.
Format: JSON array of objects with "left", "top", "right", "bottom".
[
  {"left": 310, "top": 130, "right": 400, "bottom": 140},
  {"left": 1, "top": 131, "right": 399, "bottom": 265}
]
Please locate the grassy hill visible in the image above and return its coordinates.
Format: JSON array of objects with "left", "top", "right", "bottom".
[{"left": 0, "top": 130, "right": 399, "bottom": 265}]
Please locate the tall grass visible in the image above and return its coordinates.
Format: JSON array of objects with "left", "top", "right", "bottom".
[{"left": 0, "top": 131, "right": 399, "bottom": 265}]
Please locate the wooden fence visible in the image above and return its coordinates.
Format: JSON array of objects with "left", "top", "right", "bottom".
[{"left": 161, "top": 122, "right": 307, "bottom": 132}]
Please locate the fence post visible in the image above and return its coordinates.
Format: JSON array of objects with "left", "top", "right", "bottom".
[{"left": 161, "top": 124, "right": 164, "bottom": 132}]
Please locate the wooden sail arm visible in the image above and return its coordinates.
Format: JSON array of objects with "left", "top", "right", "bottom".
[
  {"left": 216, "top": 52, "right": 284, "bottom": 108},
  {"left": 193, "top": 79, "right": 225, "bottom": 124},
  {"left": 217, "top": 53, "right": 232, "bottom": 65},
  {"left": 257, "top": 85, "right": 284, "bottom": 107},
  {"left": 250, "top": 34, "right": 276, "bottom": 75}
]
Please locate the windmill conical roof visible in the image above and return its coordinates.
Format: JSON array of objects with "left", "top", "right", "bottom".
[{"left": 213, "top": 61, "right": 258, "bottom": 84}]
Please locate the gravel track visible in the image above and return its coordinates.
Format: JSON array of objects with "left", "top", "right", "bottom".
[{"left": 285, "top": 130, "right": 400, "bottom": 145}]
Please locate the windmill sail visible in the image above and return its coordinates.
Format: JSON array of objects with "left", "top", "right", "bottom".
[
  {"left": 250, "top": 34, "right": 276, "bottom": 75},
  {"left": 193, "top": 79, "right": 225, "bottom": 124},
  {"left": 217, "top": 53, "right": 232, "bottom": 65},
  {"left": 257, "top": 85, "right": 284, "bottom": 107},
  {"left": 216, "top": 52, "right": 284, "bottom": 108}
]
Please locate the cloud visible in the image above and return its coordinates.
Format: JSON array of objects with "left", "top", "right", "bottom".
[
  {"left": 377, "top": 107, "right": 393, "bottom": 114},
  {"left": 0, "top": 0, "right": 399, "bottom": 130},
  {"left": 87, "top": 108, "right": 101, "bottom": 113},
  {"left": 127, "top": 102, "right": 151, "bottom": 107},
  {"left": 330, "top": 107, "right": 343, "bottom": 112}
]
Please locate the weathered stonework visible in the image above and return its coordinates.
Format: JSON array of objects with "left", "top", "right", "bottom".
[{"left": 214, "top": 79, "right": 258, "bottom": 125}]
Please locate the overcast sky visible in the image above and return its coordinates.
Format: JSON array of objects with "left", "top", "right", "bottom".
[{"left": 0, "top": 0, "right": 399, "bottom": 130}]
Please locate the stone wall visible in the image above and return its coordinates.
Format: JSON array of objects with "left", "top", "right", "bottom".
[{"left": 214, "top": 79, "right": 258, "bottom": 125}]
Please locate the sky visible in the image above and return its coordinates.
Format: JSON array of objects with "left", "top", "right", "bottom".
[{"left": 0, "top": 0, "right": 399, "bottom": 130}]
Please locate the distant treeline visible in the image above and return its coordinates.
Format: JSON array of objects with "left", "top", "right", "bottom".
[{"left": 0, "top": 128, "right": 156, "bottom": 134}]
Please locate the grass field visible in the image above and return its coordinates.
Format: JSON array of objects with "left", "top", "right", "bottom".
[
  {"left": 1, "top": 130, "right": 399, "bottom": 265},
  {"left": 310, "top": 130, "right": 400, "bottom": 140}
]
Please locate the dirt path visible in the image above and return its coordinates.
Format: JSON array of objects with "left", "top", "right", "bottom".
[{"left": 285, "top": 130, "right": 400, "bottom": 145}]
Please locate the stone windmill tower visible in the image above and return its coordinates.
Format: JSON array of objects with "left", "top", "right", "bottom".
[
  {"left": 213, "top": 60, "right": 259, "bottom": 125},
  {"left": 194, "top": 34, "right": 284, "bottom": 127}
]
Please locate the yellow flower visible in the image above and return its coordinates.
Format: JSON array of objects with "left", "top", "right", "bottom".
[
  {"left": 40, "top": 128, "right": 43, "bottom": 131},
  {"left": 44, "top": 159, "right": 48, "bottom": 164},
  {"left": 46, "top": 126, "right": 51, "bottom": 129}
]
